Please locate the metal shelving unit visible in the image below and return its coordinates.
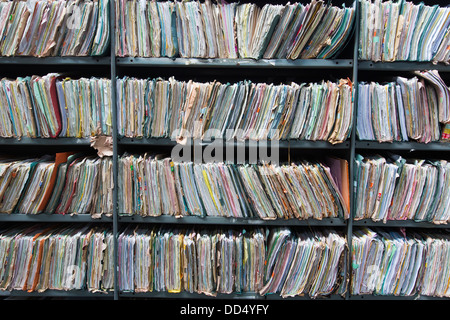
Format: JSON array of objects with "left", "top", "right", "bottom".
[{"left": 1, "top": 0, "right": 449, "bottom": 302}]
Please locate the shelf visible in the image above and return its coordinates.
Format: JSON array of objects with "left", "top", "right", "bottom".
[
  {"left": 119, "top": 291, "right": 345, "bottom": 300},
  {"left": 358, "top": 61, "right": 450, "bottom": 72},
  {"left": 116, "top": 57, "right": 354, "bottom": 69},
  {"left": 0, "top": 137, "right": 91, "bottom": 146},
  {"left": 118, "top": 215, "right": 347, "bottom": 227},
  {"left": 118, "top": 137, "right": 350, "bottom": 149},
  {"left": 355, "top": 141, "right": 450, "bottom": 151},
  {"left": 119, "top": 291, "right": 264, "bottom": 300},
  {"left": 0, "top": 289, "right": 112, "bottom": 298},
  {"left": 0, "top": 214, "right": 112, "bottom": 223},
  {"left": 348, "top": 294, "right": 450, "bottom": 300},
  {"left": 353, "top": 219, "right": 449, "bottom": 228},
  {"left": 0, "top": 56, "right": 110, "bottom": 65}
]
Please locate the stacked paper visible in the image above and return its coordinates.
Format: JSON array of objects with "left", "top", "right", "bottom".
[
  {"left": 0, "top": 154, "right": 113, "bottom": 217},
  {"left": 359, "top": 0, "right": 450, "bottom": 63},
  {"left": 118, "top": 226, "right": 347, "bottom": 298},
  {"left": 118, "top": 154, "right": 350, "bottom": 220},
  {"left": 357, "top": 71, "right": 450, "bottom": 143},
  {"left": 115, "top": 0, "right": 355, "bottom": 59},
  {"left": 0, "top": 224, "right": 113, "bottom": 292},
  {"left": 352, "top": 228, "right": 450, "bottom": 297},
  {"left": 0, "top": 0, "right": 110, "bottom": 57},
  {"left": 117, "top": 76, "right": 353, "bottom": 144},
  {"left": 354, "top": 154, "right": 450, "bottom": 224},
  {"left": 0, "top": 74, "right": 112, "bottom": 138}
]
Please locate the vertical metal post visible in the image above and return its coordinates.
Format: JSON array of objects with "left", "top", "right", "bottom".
[
  {"left": 346, "top": 0, "right": 360, "bottom": 301},
  {"left": 110, "top": 0, "right": 119, "bottom": 301}
]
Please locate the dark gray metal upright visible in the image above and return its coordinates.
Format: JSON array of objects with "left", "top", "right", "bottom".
[
  {"left": 346, "top": 0, "right": 360, "bottom": 300},
  {"left": 110, "top": 0, "right": 119, "bottom": 301}
]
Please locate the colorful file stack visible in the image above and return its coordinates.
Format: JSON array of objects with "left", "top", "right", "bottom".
[
  {"left": 357, "top": 71, "right": 450, "bottom": 143},
  {"left": 0, "top": 0, "right": 110, "bottom": 57},
  {"left": 0, "top": 224, "right": 114, "bottom": 292},
  {"left": 115, "top": 0, "right": 355, "bottom": 59},
  {"left": 0, "top": 153, "right": 113, "bottom": 217},
  {"left": 118, "top": 154, "right": 350, "bottom": 220},
  {"left": 359, "top": 0, "right": 450, "bottom": 63},
  {"left": 352, "top": 228, "right": 450, "bottom": 297},
  {"left": 117, "top": 77, "right": 353, "bottom": 144},
  {"left": 0, "top": 74, "right": 112, "bottom": 138},
  {"left": 354, "top": 154, "right": 450, "bottom": 224},
  {"left": 118, "top": 226, "right": 347, "bottom": 298}
]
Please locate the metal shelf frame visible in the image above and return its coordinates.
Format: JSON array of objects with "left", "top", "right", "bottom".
[
  {"left": 118, "top": 137, "right": 350, "bottom": 149},
  {"left": 0, "top": 213, "right": 112, "bottom": 223},
  {"left": 1, "top": 0, "right": 449, "bottom": 301},
  {"left": 116, "top": 57, "right": 354, "bottom": 69},
  {"left": 358, "top": 60, "right": 450, "bottom": 72},
  {"left": 355, "top": 141, "right": 450, "bottom": 151},
  {"left": 0, "top": 56, "right": 110, "bottom": 66},
  {"left": 0, "top": 137, "right": 91, "bottom": 146},
  {"left": 118, "top": 215, "right": 347, "bottom": 227}
]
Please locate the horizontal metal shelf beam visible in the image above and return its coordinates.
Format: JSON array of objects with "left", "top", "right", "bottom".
[
  {"left": 0, "top": 56, "right": 110, "bottom": 65},
  {"left": 0, "top": 138, "right": 91, "bottom": 146},
  {"left": 119, "top": 291, "right": 344, "bottom": 300},
  {"left": 0, "top": 213, "right": 112, "bottom": 223},
  {"left": 0, "top": 290, "right": 112, "bottom": 297},
  {"left": 355, "top": 141, "right": 450, "bottom": 151},
  {"left": 353, "top": 219, "right": 449, "bottom": 228},
  {"left": 118, "top": 215, "right": 347, "bottom": 226},
  {"left": 348, "top": 294, "right": 449, "bottom": 300},
  {"left": 119, "top": 291, "right": 264, "bottom": 300},
  {"left": 118, "top": 138, "right": 350, "bottom": 149},
  {"left": 117, "top": 57, "right": 353, "bottom": 69},
  {"left": 358, "top": 61, "right": 450, "bottom": 72}
]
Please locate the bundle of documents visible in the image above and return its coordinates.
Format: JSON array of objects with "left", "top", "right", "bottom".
[
  {"left": 0, "top": 153, "right": 113, "bottom": 217},
  {"left": 116, "top": 76, "right": 353, "bottom": 144},
  {"left": 352, "top": 228, "right": 450, "bottom": 297},
  {"left": 115, "top": 0, "right": 355, "bottom": 59},
  {"left": 359, "top": 0, "right": 450, "bottom": 63},
  {"left": 354, "top": 154, "right": 450, "bottom": 224},
  {"left": 357, "top": 71, "right": 450, "bottom": 143},
  {"left": 118, "top": 154, "right": 349, "bottom": 220},
  {"left": 0, "top": 224, "right": 113, "bottom": 292},
  {"left": 0, "top": 74, "right": 112, "bottom": 138},
  {"left": 0, "top": 0, "right": 110, "bottom": 57},
  {"left": 118, "top": 226, "right": 347, "bottom": 298}
]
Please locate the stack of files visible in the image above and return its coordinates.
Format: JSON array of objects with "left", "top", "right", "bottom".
[
  {"left": 53, "top": 155, "right": 113, "bottom": 217},
  {"left": 115, "top": 0, "right": 355, "bottom": 60},
  {"left": 118, "top": 154, "right": 349, "bottom": 220},
  {"left": 359, "top": 0, "right": 450, "bottom": 63},
  {"left": 357, "top": 71, "right": 450, "bottom": 143},
  {"left": 354, "top": 154, "right": 450, "bottom": 224},
  {"left": 0, "top": 74, "right": 112, "bottom": 138},
  {"left": 0, "top": 224, "right": 114, "bottom": 292},
  {"left": 116, "top": 76, "right": 353, "bottom": 144},
  {"left": 0, "top": 0, "right": 110, "bottom": 57},
  {"left": 118, "top": 226, "right": 347, "bottom": 298},
  {"left": 352, "top": 228, "right": 450, "bottom": 298},
  {"left": 0, "top": 153, "right": 113, "bottom": 217}
]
